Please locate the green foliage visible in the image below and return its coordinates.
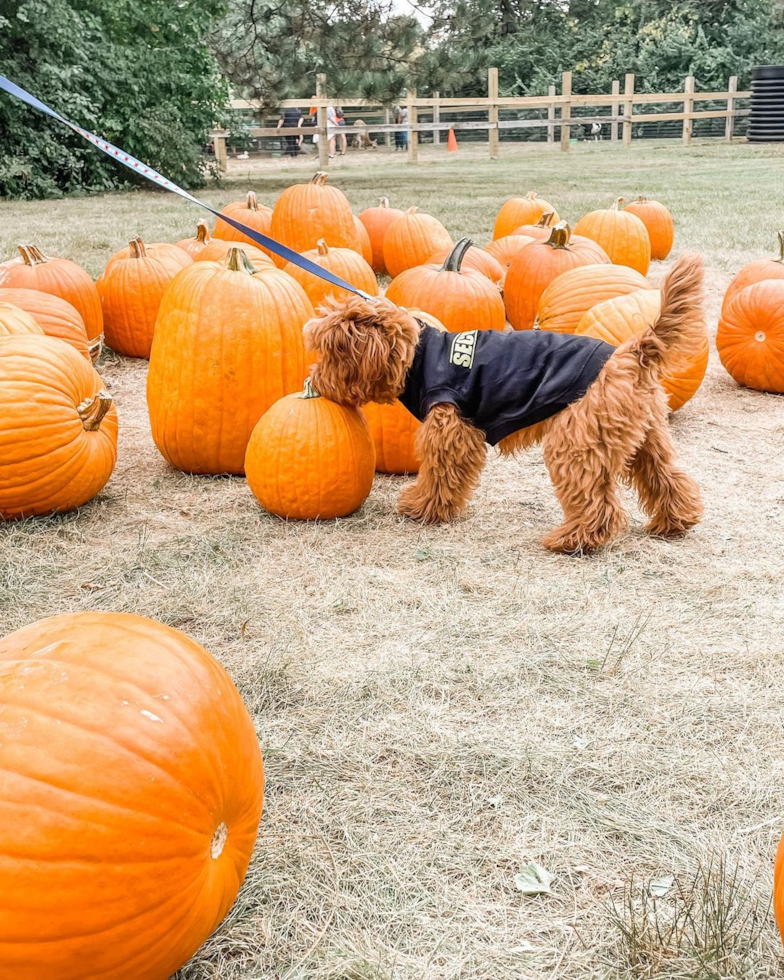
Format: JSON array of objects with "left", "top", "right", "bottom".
[{"left": 0, "top": 0, "right": 228, "bottom": 199}]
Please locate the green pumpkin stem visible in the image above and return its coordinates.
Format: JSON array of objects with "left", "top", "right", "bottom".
[
  {"left": 546, "top": 221, "right": 572, "bottom": 249},
  {"left": 300, "top": 377, "right": 321, "bottom": 399},
  {"left": 442, "top": 237, "right": 473, "bottom": 273},
  {"left": 225, "top": 247, "right": 257, "bottom": 274},
  {"left": 78, "top": 390, "right": 113, "bottom": 431}
]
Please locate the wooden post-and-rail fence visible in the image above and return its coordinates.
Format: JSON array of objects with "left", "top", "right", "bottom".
[{"left": 211, "top": 69, "right": 751, "bottom": 170}]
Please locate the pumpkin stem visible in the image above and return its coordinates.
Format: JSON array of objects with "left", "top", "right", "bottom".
[
  {"left": 525, "top": 191, "right": 538, "bottom": 200},
  {"left": 77, "top": 389, "right": 113, "bottom": 431},
  {"left": 88, "top": 336, "right": 103, "bottom": 363},
  {"left": 405, "top": 206, "right": 418, "bottom": 214},
  {"left": 442, "top": 237, "right": 473, "bottom": 273},
  {"left": 545, "top": 221, "right": 572, "bottom": 249},
  {"left": 776, "top": 231, "right": 784, "bottom": 264},
  {"left": 535, "top": 212, "right": 555, "bottom": 228},
  {"left": 311, "top": 172, "right": 329, "bottom": 185},
  {"left": 246, "top": 191, "right": 259, "bottom": 211},
  {"left": 636, "top": 196, "right": 649, "bottom": 203},
  {"left": 195, "top": 220, "right": 211, "bottom": 244},
  {"left": 17, "top": 244, "right": 49, "bottom": 266},
  {"left": 611, "top": 197, "right": 625, "bottom": 211},
  {"left": 128, "top": 237, "right": 147, "bottom": 259},
  {"left": 225, "top": 247, "right": 257, "bottom": 275},
  {"left": 379, "top": 197, "right": 390, "bottom": 207},
  {"left": 317, "top": 239, "right": 329, "bottom": 256},
  {"left": 300, "top": 377, "right": 321, "bottom": 399}
]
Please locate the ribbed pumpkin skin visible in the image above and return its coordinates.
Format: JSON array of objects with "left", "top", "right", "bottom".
[
  {"left": 0, "top": 288, "right": 91, "bottom": 360},
  {"left": 493, "top": 193, "right": 560, "bottom": 240},
  {"left": 358, "top": 199, "right": 404, "bottom": 273},
  {"left": 484, "top": 235, "right": 535, "bottom": 272},
  {"left": 270, "top": 173, "right": 359, "bottom": 265},
  {"left": 363, "top": 400, "right": 421, "bottom": 473},
  {"left": 0, "top": 336, "right": 117, "bottom": 518},
  {"left": 213, "top": 191, "right": 275, "bottom": 261},
  {"left": 426, "top": 244, "right": 504, "bottom": 284},
  {"left": 194, "top": 239, "right": 276, "bottom": 271},
  {"left": 147, "top": 256, "right": 313, "bottom": 475},
  {"left": 245, "top": 385, "right": 375, "bottom": 519},
  {"left": 574, "top": 203, "right": 651, "bottom": 275},
  {"left": 0, "top": 245, "right": 103, "bottom": 342},
  {"left": 504, "top": 230, "right": 610, "bottom": 331},
  {"left": 721, "top": 235, "right": 784, "bottom": 317},
  {"left": 175, "top": 221, "right": 213, "bottom": 258},
  {"left": 576, "top": 289, "right": 708, "bottom": 410},
  {"left": 283, "top": 240, "right": 379, "bottom": 308},
  {"left": 624, "top": 198, "right": 674, "bottom": 260},
  {"left": 717, "top": 279, "right": 784, "bottom": 393},
  {"left": 0, "top": 301, "right": 43, "bottom": 337},
  {"left": 383, "top": 208, "right": 453, "bottom": 278},
  {"left": 354, "top": 216, "right": 374, "bottom": 265},
  {"left": 537, "top": 263, "right": 652, "bottom": 334},
  {"left": 0, "top": 611, "right": 265, "bottom": 980},
  {"left": 98, "top": 240, "right": 193, "bottom": 359}
]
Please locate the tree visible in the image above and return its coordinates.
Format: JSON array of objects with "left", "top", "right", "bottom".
[{"left": 0, "top": 0, "right": 228, "bottom": 198}]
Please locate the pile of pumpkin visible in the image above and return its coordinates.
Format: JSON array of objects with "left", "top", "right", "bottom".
[{"left": 1, "top": 173, "right": 782, "bottom": 524}]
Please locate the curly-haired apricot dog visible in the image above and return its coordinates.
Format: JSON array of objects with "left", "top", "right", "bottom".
[{"left": 304, "top": 254, "right": 705, "bottom": 553}]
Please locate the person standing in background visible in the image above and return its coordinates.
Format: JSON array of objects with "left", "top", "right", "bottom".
[
  {"left": 394, "top": 104, "right": 409, "bottom": 151},
  {"left": 277, "top": 105, "right": 303, "bottom": 157}
]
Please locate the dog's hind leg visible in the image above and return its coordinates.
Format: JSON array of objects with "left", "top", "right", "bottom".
[
  {"left": 627, "top": 395, "right": 703, "bottom": 538},
  {"left": 397, "top": 404, "right": 487, "bottom": 524}
]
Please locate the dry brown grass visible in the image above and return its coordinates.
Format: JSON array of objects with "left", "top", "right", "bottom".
[{"left": 1, "top": 140, "right": 784, "bottom": 979}]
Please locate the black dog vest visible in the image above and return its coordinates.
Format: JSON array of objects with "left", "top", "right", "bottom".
[{"left": 398, "top": 325, "right": 615, "bottom": 445}]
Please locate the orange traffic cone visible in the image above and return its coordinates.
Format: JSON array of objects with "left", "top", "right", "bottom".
[{"left": 447, "top": 128, "right": 458, "bottom": 152}]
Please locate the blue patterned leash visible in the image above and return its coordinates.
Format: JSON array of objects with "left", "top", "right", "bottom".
[{"left": 0, "top": 74, "right": 375, "bottom": 300}]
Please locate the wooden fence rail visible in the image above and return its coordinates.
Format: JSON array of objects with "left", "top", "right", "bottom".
[{"left": 211, "top": 69, "right": 751, "bottom": 170}]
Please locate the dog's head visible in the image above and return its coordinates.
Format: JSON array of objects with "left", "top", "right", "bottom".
[{"left": 304, "top": 295, "right": 420, "bottom": 406}]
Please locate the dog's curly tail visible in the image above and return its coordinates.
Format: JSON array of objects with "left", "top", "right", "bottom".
[{"left": 637, "top": 252, "right": 706, "bottom": 370}]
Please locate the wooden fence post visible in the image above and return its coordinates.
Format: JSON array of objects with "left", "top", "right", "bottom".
[
  {"left": 212, "top": 131, "right": 228, "bottom": 172},
  {"left": 488, "top": 68, "right": 500, "bottom": 159},
  {"left": 560, "top": 71, "right": 572, "bottom": 152},
  {"left": 610, "top": 80, "right": 620, "bottom": 142},
  {"left": 623, "top": 73, "right": 635, "bottom": 147},
  {"left": 316, "top": 73, "right": 330, "bottom": 168},
  {"left": 433, "top": 92, "right": 440, "bottom": 146},
  {"left": 682, "top": 75, "right": 695, "bottom": 144},
  {"left": 547, "top": 85, "right": 556, "bottom": 143},
  {"left": 406, "top": 88, "right": 418, "bottom": 163},
  {"left": 384, "top": 107, "right": 392, "bottom": 148},
  {"left": 725, "top": 75, "right": 738, "bottom": 141}
]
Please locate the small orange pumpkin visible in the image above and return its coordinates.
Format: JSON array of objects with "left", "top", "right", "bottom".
[
  {"left": 0, "top": 301, "right": 44, "bottom": 338},
  {"left": 213, "top": 190, "right": 274, "bottom": 260},
  {"left": 363, "top": 400, "right": 421, "bottom": 474},
  {"left": 426, "top": 243, "right": 504, "bottom": 284},
  {"left": 245, "top": 378, "right": 375, "bottom": 519},
  {"left": 511, "top": 211, "right": 558, "bottom": 241},
  {"left": 717, "top": 279, "right": 784, "bottom": 393},
  {"left": 573, "top": 198, "right": 651, "bottom": 275},
  {"left": 358, "top": 197, "right": 405, "bottom": 273},
  {"left": 484, "top": 235, "right": 535, "bottom": 273},
  {"left": 271, "top": 171, "right": 359, "bottom": 264},
  {"left": 0, "top": 335, "right": 117, "bottom": 518},
  {"left": 0, "top": 610, "right": 264, "bottom": 980},
  {"left": 623, "top": 197, "right": 674, "bottom": 260},
  {"left": 97, "top": 237, "right": 193, "bottom": 359},
  {"left": 0, "top": 244, "right": 103, "bottom": 343},
  {"left": 283, "top": 240, "right": 379, "bottom": 308},
  {"left": 537, "top": 263, "right": 652, "bottom": 334},
  {"left": 175, "top": 220, "right": 213, "bottom": 258},
  {"left": 0, "top": 288, "right": 93, "bottom": 361},
  {"left": 504, "top": 222, "right": 610, "bottom": 331},
  {"left": 721, "top": 231, "right": 784, "bottom": 317},
  {"left": 493, "top": 192, "right": 560, "bottom": 240},
  {"left": 383, "top": 206, "right": 453, "bottom": 279},
  {"left": 386, "top": 237, "right": 506, "bottom": 333},
  {"left": 576, "top": 288, "right": 708, "bottom": 410}
]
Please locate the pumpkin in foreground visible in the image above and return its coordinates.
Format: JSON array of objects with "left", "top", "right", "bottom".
[
  {"left": 246, "top": 378, "right": 375, "bottom": 519},
  {"left": 574, "top": 198, "right": 651, "bottom": 275},
  {"left": 0, "top": 611, "right": 264, "bottom": 980},
  {"left": 363, "top": 400, "right": 421, "bottom": 474},
  {"left": 717, "top": 278, "right": 784, "bottom": 393},
  {"left": 0, "top": 287, "right": 93, "bottom": 361},
  {"left": 0, "top": 335, "right": 117, "bottom": 518},
  {"left": 0, "top": 301, "right": 43, "bottom": 338},
  {"left": 721, "top": 231, "right": 784, "bottom": 317}
]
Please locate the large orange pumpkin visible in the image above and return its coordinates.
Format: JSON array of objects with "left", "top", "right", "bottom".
[
  {"left": 623, "top": 197, "right": 674, "bottom": 260},
  {"left": 354, "top": 216, "right": 374, "bottom": 265},
  {"left": 511, "top": 211, "right": 558, "bottom": 242},
  {"left": 385, "top": 237, "right": 506, "bottom": 333},
  {"left": 0, "top": 301, "right": 43, "bottom": 338},
  {"left": 97, "top": 237, "right": 193, "bottom": 359},
  {"left": 484, "top": 235, "right": 535, "bottom": 274},
  {"left": 245, "top": 378, "right": 375, "bottom": 519},
  {"left": 175, "top": 220, "right": 213, "bottom": 258},
  {"left": 573, "top": 198, "right": 651, "bottom": 275},
  {"left": 493, "top": 192, "right": 560, "bottom": 240},
  {"left": 270, "top": 171, "right": 359, "bottom": 264},
  {"left": 358, "top": 197, "right": 404, "bottom": 273},
  {"left": 0, "top": 244, "right": 103, "bottom": 343},
  {"left": 0, "top": 335, "right": 117, "bottom": 518},
  {"left": 0, "top": 610, "right": 264, "bottom": 980},
  {"left": 193, "top": 238, "right": 276, "bottom": 271},
  {"left": 0, "top": 288, "right": 92, "bottom": 361},
  {"left": 537, "top": 263, "right": 652, "bottom": 334},
  {"left": 721, "top": 231, "right": 784, "bottom": 317},
  {"left": 504, "top": 222, "right": 610, "bottom": 331},
  {"left": 212, "top": 190, "right": 274, "bottom": 258},
  {"left": 283, "top": 239, "right": 378, "bottom": 308},
  {"left": 717, "top": 279, "right": 784, "bottom": 393},
  {"left": 426, "top": 242, "right": 504, "bottom": 284},
  {"left": 363, "top": 400, "right": 421, "bottom": 474},
  {"left": 576, "top": 288, "right": 708, "bottom": 410},
  {"left": 147, "top": 248, "right": 313, "bottom": 475},
  {"left": 382, "top": 206, "right": 453, "bottom": 278}
]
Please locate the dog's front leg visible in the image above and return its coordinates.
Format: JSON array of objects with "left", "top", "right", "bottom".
[{"left": 397, "top": 404, "right": 487, "bottom": 524}]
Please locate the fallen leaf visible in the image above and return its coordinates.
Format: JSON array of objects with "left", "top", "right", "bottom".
[
  {"left": 515, "top": 861, "right": 554, "bottom": 896},
  {"left": 649, "top": 875, "right": 674, "bottom": 898}
]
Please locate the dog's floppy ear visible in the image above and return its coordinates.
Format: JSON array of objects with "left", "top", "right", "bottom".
[{"left": 304, "top": 295, "right": 420, "bottom": 406}]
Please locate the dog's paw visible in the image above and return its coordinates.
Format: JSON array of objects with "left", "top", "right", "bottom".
[
  {"left": 645, "top": 515, "right": 700, "bottom": 538},
  {"left": 542, "top": 527, "right": 591, "bottom": 555},
  {"left": 397, "top": 486, "right": 455, "bottom": 524}
]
